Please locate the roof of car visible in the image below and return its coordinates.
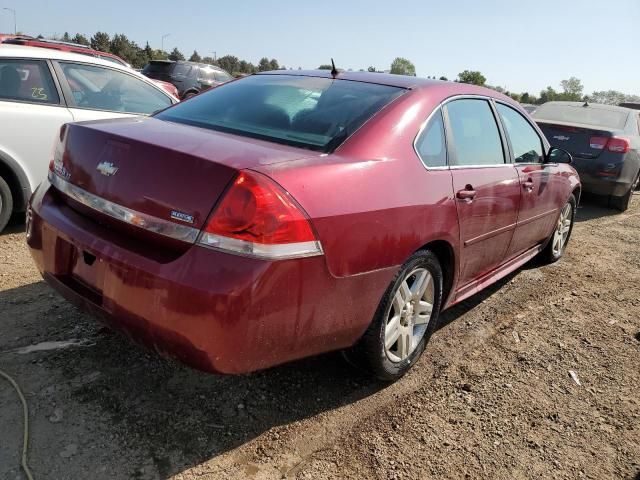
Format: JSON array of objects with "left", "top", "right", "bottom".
[
  {"left": 258, "top": 70, "right": 511, "bottom": 100},
  {"left": 540, "top": 101, "right": 634, "bottom": 113},
  {"left": 148, "top": 59, "right": 226, "bottom": 70},
  {"left": 0, "top": 44, "right": 130, "bottom": 70}
]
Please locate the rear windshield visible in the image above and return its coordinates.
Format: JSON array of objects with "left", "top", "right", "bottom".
[
  {"left": 533, "top": 104, "right": 628, "bottom": 129},
  {"left": 142, "top": 62, "right": 174, "bottom": 74},
  {"left": 156, "top": 74, "right": 405, "bottom": 152}
]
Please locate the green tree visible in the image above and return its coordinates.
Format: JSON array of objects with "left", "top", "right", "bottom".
[
  {"left": 457, "top": 70, "right": 486, "bottom": 86},
  {"left": 168, "top": 47, "right": 185, "bottom": 61},
  {"left": 318, "top": 64, "right": 333, "bottom": 70},
  {"left": 538, "top": 86, "right": 558, "bottom": 104},
  {"left": 258, "top": 57, "right": 271, "bottom": 71},
  {"left": 367, "top": 66, "right": 377, "bottom": 72},
  {"left": 62, "top": 32, "right": 71, "bottom": 42},
  {"left": 390, "top": 57, "right": 416, "bottom": 76},
  {"left": 90, "top": 32, "right": 111, "bottom": 52},
  {"left": 72, "top": 33, "right": 90, "bottom": 46},
  {"left": 439, "top": 76, "right": 448, "bottom": 81},
  {"left": 590, "top": 90, "right": 640, "bottom": 105},
  {"left": 217, "top": 55, "right": 239, "bottom": 74},
  {"left": 559, "top": 77, "right": 584, "bottom": 101},
  {"left": 269, "top": 58, "right": 279, "bottom": 70},
  {"left": 520, "top": 92, "right": 531, "bottom": 103},
  {"left": 189, "top": 50, "right": 202, "bottom": 62},
  {"left": 201, "top": 56, "right": 216, "bottom": 65},
  {"left": 238, "top": 60, "right": 255, "bottom": 74},
  {"left": 110, "top": 34, "right": 138, "bottom": 65}
]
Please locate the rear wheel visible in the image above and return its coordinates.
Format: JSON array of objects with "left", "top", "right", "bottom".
[
  {"left": 540, "top": 194, "right": 575, "bottom": 263},
  {"left": 610, "top": 179, "right": 637, "bottom": 212},
  {"left": 0, "top": 176, "right": 13, "bottom": 233},
  {"left": 346, "top": 250, "right": 443, "bottom": 381},
  {"left": 183, "top": 91, "right": 198, "bottom": 100}
]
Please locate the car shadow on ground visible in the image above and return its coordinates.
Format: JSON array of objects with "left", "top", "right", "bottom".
[{"left": 574, "top": 193, "right": 629, "bottom": 223}]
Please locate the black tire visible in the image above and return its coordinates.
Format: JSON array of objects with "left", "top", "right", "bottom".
[
  {"left": 182, "top": 91, "right": 197, "bottom": 100},
  {"left": 345, "top": 250, "right": 444, "bottom": 381},
  {"left": 610, "top": 173, "right": 639, "bottom": 212},
  {"left": 0, "top": 175, "right": 13, "bottom": 233},
  {"left": 540, "top": 194, "right": 576, "bottom": 264}
]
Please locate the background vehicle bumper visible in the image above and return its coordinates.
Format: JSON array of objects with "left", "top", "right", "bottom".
[{"left": 27, "top": 182, "right": 395, "bottom": 374}]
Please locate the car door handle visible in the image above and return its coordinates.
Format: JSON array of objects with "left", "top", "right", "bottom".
[
  {"left": 522, "top": 179, "right": 534, "bottom": 191},
  {"left": 456, "top": 187, "right": 477, "bottom": 201}
]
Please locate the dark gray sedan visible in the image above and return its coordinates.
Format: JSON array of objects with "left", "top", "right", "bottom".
[{"left": 533, "top": 102, "right": 640, "bottom": 211}]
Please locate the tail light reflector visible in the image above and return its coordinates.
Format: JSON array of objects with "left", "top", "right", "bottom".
[
  {"left": 197, "top": 171, "right": 323, "bottom": 260},
  {"left": 607, "top": 137, "right": 629, "bottom": 153},
  {"left": 589, "top": 136, "right": 608, "bottom": 150}
]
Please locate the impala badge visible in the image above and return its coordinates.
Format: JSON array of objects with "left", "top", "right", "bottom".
[
  {"left": 97, "top": 162, "right": 119, "bottom": 176},
  {"left": 553, "top": 135, "right": 570, "bottom": 141}
]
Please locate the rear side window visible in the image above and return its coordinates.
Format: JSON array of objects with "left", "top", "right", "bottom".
[
  {"left": 142, "top": 62, "right": 175, "bottom": 75},
  {"left": 415, "top": 109, "right": 447, "bottom": 167},
  {"left": 214, "top": 70, "right": 233, "bottom": 82},
  {"left": 59, "top": 62, "right": 172, "bottom": 114},
  {"left": 496, "top": 103, "right": 544, "bottom": 163},
  {"left": 173, "top": 64, "right": 191, "bottom": 76},
  {"left": 445, "top": 99, "right": 504, "bottom": 166},
  {"left": 0, "top": 59, "right": 59, "bottom": 104},
  {"left": 156, "top": 74, "right": 405, "bottom": 152}
]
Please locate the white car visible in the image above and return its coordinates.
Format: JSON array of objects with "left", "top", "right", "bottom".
[{"left": 0, "top": 44, "right": 178, "bottom": 231}]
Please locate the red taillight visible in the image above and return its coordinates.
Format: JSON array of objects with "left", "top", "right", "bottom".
[
  {"left": 589, "top": 136, "right": 630, "bottom": 153},
  {"left": 589, "top": 136, "right": 608, "bottom": 150},
  {"left": 607, "top": 137, "right": 629, "bottom": 153},
  {"left": 198, "top": 171, "right": 322, "bottom": 259}
]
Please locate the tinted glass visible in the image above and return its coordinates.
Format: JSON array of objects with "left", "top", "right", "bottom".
[
  {"left": 497, "top": 103, "right": 543, "bottom": 163},
  {"left": 446, "top": 99, "right": 504, "bottom": 166},
  {"left": 415, "top": 109, "right": 447, "bottom": 167},
  {"left": 0, "top": 59, "right": 59, "bottom": 104},
  {"left": 214, "top": 70, "right": 233, "bottom": 82},
  {"left": 172, "top": 64, "right": 191, "bottom": 76},
  {"left": 142, "top": 62, "right": 174, "bottom": 74},
  {"left": 60, "top": 63, "right": 172, "bottom": 114},
  {"left": 157, "top": 74, "right": 405, "bottom": 152},
  {"left": 533, "top": 103, "right": 628, "bottom": 129}
]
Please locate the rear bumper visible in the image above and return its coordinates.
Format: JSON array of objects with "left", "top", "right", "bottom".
[
  {"left": 572, "top": 155, "right": 639, "bottom": 197},
  {"left": 27, "top": 181, "right": 393, "bottom": 374}
]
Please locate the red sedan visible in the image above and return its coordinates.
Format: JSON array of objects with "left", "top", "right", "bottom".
[{"left": 27, "top": 71, "right": 580, "bottom": 380}]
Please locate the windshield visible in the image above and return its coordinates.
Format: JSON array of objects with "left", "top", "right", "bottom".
[
  {"left": 533, "top": 104, "right": 628, "bottom": 130},
  {"left": 156, "top": 74, "right": 405, "bottom": 152}
]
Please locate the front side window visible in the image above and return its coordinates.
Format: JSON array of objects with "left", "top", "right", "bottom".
[
  {"left": 496, "top": 103, "right": 544, "bottom": 163},
  {"left": 445, "top": 99, "right": 505, "bottom": 166},
  {"left": 415, "top": 109, "right": 447, "bottom": 167},
  {"left": 156, "top": 74, "right": 405, "bottom": 152},
  {"left": 59, "top": 62, "right": 172, "bottom": 114},
  {"left": 0, "top": 59, "right": 59, "bottom": 104}
]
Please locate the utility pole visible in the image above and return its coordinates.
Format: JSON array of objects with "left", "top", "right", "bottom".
[
  {"left": 211, "top": 51, "right": 217, "bottom": 62},
  {"left": 3, "top": 8, "right": 16, "bottom": 34},
  {"left": 161, "top": 33, "right": 170, "bottom": 53}
]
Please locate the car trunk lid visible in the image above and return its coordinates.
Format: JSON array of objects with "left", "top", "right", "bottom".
[
  {"left": 53, "top": 117, "right": 320, "bottom": 244},
  {"left": 536, "top": 120, "right": 619, "bottom": 159}
]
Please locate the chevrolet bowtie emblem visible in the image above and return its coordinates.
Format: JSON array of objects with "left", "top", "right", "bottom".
[{"left": 97, "top": 162, "right": 119, "bottom": 176}]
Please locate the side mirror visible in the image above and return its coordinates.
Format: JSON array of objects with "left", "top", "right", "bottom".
[{"left": 546, "top": 146, "right": 572, "bottom": 164}]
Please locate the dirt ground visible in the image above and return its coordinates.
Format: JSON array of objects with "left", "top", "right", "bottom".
[{"left": 1, "top": 194, "right": 639, "bottom": 480}]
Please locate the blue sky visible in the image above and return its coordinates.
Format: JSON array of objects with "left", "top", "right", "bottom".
[{"left": 2, "top": 0, "right": 638, "bottom": 95}]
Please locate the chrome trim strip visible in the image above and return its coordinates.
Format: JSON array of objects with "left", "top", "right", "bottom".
[
  {"left": 49, "top": 172, "right": 324, "bottom": 260},
  {"left": 49, "top": 172, "right": 200, "bottom": 243},
  {"left": 464, "top": 222, "right": 517, "bottom": 247},
  {"left": 516, "top": 208, "right": 558, "bottom": 227},
  {"left": 198, "top": 232, "right": 323, "bottom": 260}
]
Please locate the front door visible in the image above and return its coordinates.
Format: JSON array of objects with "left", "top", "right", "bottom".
[{"left": 444, "top": 98, "right": 520, "bottom": 287}]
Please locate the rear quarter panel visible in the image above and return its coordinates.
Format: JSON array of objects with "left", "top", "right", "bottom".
[{"left": 257, "top": 89, "right": 460, "bottom": 279}]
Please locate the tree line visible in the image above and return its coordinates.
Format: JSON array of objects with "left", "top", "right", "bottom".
[
  {"left": 48, "top": 31, "right": 283, "bottom": 75},
  {"left": 41, "top": 35, "right": 639, "bottom": 105}
]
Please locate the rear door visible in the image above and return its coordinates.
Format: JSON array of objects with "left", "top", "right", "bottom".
[
  {"left": 0, "top": 58, "right": 73, "bottom": 190},
  {"left": 443, "top": 98, "right": 520, "bottom": 287},
  {"left": 496, "top": 102, "right": 561, "bottom": 257},
  {"left": 52, "top": 61, "right": 174, "bottom": 122}
]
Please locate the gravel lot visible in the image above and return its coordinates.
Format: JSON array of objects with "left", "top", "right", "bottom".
[{"left": 1, "top": 195, "right": 639, "bottom": 480}]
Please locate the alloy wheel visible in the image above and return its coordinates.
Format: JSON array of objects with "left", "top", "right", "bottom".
[
  {"left": 552, "top": 202, "right": 572, "bottom": 256},
  {"left": 384, "top": 268, "right": 435, "bottom": 363}
]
